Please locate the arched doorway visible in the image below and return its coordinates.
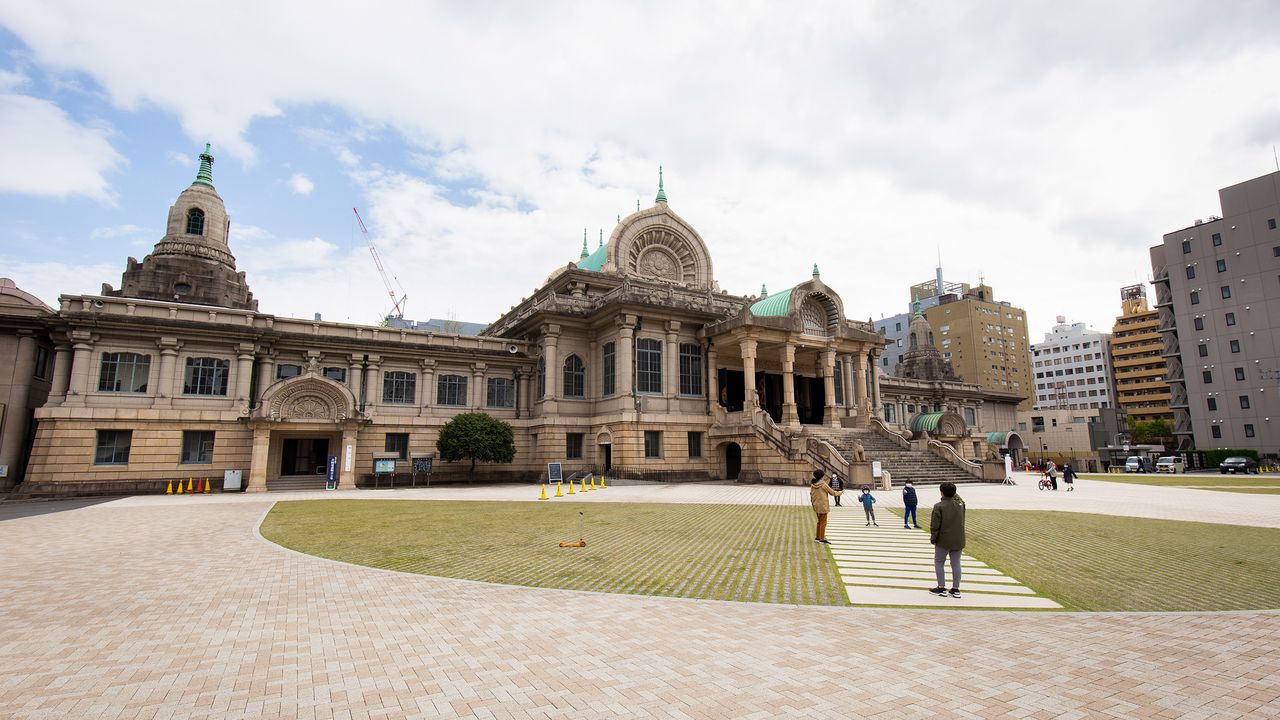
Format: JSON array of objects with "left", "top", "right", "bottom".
[{"left": 725, "top": 443, "right": 742, "bottom": 480}]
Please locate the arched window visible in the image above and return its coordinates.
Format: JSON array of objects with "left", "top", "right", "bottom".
[
  {"left": 186, "top": 208, "right": 206, "bottom": 235},
  {"left": 563, "top": 355, "right": 585, "bottom": 398}
]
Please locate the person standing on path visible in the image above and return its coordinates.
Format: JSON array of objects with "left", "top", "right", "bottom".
[
  {"left": 858, "top": 485, "right": 879, "bottom": 526},
  {"left": 1046, "top": 460, "right": 1059, "bottom": 491},
  {"left": 830, "top": 473, "right": 844, "bottom": 506},
  {"left": 809, "top": 469, "right": 841, "bottom": 544},
  {"left": 929, "top": 481, "right": 966, "bottom": 599},
  {"left": 902, "top": 481, "right": 920, "bottom": 528},
  {"left": 1061, "top": 463, "right": 1076, "bottom": 491}
]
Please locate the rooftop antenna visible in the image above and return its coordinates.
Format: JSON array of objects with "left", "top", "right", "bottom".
[{"left": 1274, "top": 144, "right": 1279, "bottom": 171}]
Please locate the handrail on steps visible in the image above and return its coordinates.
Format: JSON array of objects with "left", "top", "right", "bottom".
[{"left": 926, "top": 439, "right": 983, "bottom": 477}]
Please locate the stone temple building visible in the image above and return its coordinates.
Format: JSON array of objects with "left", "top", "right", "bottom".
[{"left": 4, "top": 149, "right": 1016, "bottom": 495}]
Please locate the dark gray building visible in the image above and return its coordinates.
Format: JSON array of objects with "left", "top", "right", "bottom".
[{"left": 1150, "top": 170, "right": 1280, "bottom": 456}]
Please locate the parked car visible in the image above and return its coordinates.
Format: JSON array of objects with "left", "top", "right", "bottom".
[
  {"left": 1156, "top": 456, "right": 1186, "bottom": 474},
  {"left": 1219, "top": 457, "right": 1259, "bottom": 474},
  {"left": 1124, "top": 456, "right": 1146, "bottom": 473}
]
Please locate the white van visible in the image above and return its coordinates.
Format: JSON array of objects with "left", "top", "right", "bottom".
[
  {"left": 1156, "top": 456, "right": 1186, "bottom": 474},
  {"left": 1124, "top": 456, "right": 1145, "bottom": 473}
]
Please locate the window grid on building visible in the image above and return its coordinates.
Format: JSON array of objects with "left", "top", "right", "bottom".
[
  {"left": 644, "top": 430, "right": 661, "bottom": 458},
  {"left": 181, "top": 430, "right": 215, "bottom": 464},
  {"left": 687, "top": 431, "right": 703, "bottom": 458},
  {"left": 566, "top": 432, "right": 584, "bottom": 460},
  {"left": 183, "top": 357, "right": 229, "bottom": 396},
  {"left": 487, "top": 377, "right": 514, "bottom": 408},
  {"left": 436, "top": 374, "right": 467, "bottom": 406},
  {"left": 636, "top": 339, "right": 662, "bottom": 394},
  {"left": 678, "top": 343, "right": 702, "bottom": 395},
  {"left": 563, "top": 355, "right": 585, "bottom": 398},
  {"left": 99, "top": 352, "right": 151, "bottom": 393},
  {"left": 385, "top": 432, "right": 409, "bottom": 460},
  {"left": 94, "top": 430, "right": 132, "bottom": 465},
  {"left": 602, "top": 342, "right": 616, "bottom": 396},
  {"left": 383, "top": 371, "right": 417, "bottom": 404}
]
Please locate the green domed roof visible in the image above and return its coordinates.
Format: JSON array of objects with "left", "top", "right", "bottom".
[
  {"left": 749, "top": 287, "right": 793, "bottom": 317},
  {"left": 576, "top": 242, "right": 608, "bottom": 272}
]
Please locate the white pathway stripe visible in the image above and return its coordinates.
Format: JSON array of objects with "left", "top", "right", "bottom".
[{"left": 826, "top": 507, "right": 1062, "bottom": 608}]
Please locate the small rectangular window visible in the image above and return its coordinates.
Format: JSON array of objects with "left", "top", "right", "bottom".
[
  {"left": 99, "top": 352, "right": 151, "bottom": 393},
  {"left": 1203, "top": 370, "right": 1213, "bottom": 384},
  {"left": 276, "top": 364, "right": 302, "bottom": 380},
  {"left": 1245, "top": 424, "right": 1256, "bottom": 438},
  {"left": 1207, "top": 397, "right": 1217, "bottom": 411},
  {"left": 184, "top": 357, "right": 229, "bottom": 396},
  {"left": 323, "top": 367, "right": 346, "bottom": 383},
  {"left": 1221, "top": 286, "right": 1231, "bottom": 299},
  {"left": 436, "top": 374, "right": 467, "bottom": 406},
  {"left": 644, "top": 430, "right": 661, "bottom": 458},
  {"left": 1230, "top": 339, "right": 1240, "bottom": 353},
  {"left": 1216, "top": 259, "right": 1227, "bottom": 273},
  {"left": 1212, "top": 233, "right": 1222, "bottom": 246},
  {"left": 1273, "top": 246, "right": 1280, "bottom": 257},
  {"left": 1240, "top": 395, "right": 1251, "bottom": 410},
  {"left": 385, "top": 433, "right": 409, "bottom": 460},
  {"left": 94, "top": 429, "right": 132, "bottom": 465},
  {"left": 1211, "top": 426, "right": 1222, "bottom": 439},
  {"left": 1198, "top": 343, "right": 1208, "bottom": 357},
  {"left": 383, "top": 371, "right": 417, "bottom": 404},
  {"left": 1234, "top": 367, "right": 1245, "bottom": 381},
  {"left": 687, "top": 431, "right": 703, "bottom": 458},
  {"left": 565, "top": 432, "right": 584, "bottom": 460},
  {"left": 486, "top": 377, "right": 514, "bottom": 408},
  {"left": 180, "top": 430, "right": 215, "bottom": 464},
  {"left": 34, "top": 345, "right": 50, "bottom": 379},
  {"left": 1190, "top": 291, "right": 1200, "bottom": 305},
  {"left": 1182, "top": 240, "right": 1191, "bottom": 254},
  {"left": 1225, "top": 312, "right": 1236, "bottom": 326},
  {"left": 1193, "top": 317, "right": 1204, "bottom": 331},
  {"left": 1185, "top": 265, "right": 1196, "bottom": 280},
  {"left": 1270, "top": 218, "right": 1278, "bottom": 230}
]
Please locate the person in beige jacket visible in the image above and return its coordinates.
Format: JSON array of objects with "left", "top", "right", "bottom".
[{"left": 809, "top": 469, "right": 842, "bottom": 544}]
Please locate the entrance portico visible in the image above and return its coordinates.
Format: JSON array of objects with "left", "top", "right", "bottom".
[{"left": 246, "top": 371, "right": 365, "bottom": 491}]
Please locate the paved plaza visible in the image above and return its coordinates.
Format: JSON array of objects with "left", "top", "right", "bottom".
[{"left": 1, "top": 476, "right": 1279, "bottom": 719}]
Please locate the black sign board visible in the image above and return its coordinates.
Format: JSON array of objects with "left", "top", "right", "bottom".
[{"left": 412, "top": 457, "right": 433, "bottom": 474}]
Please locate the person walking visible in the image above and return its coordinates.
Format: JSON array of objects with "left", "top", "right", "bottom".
[
  {"left": 830, "top": 473, "right": 844, "bottom": 506},
  {"left": 859, "top": 485, "right": 879, "bottom": 526},
  {"left": 809, "top": 469, "right": 841, "bottom": 544},
  {"left": 902, "top": 480, "right": 920, "bottom": 528},
  {"left": 929, "top": 481, "right": 966, "bottom": 599},
  {"left": 1061, "top": 463, "right": 1076, "bottom": 491},
  {"left": 1046, "top": 460, "right": 1059, "bottom": 491}
]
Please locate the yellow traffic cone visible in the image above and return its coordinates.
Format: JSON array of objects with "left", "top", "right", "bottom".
[
  {"left": 539, "top": 483, "right": 548, "bottom": 500},
  {"left": 165, "top": 479, "right": 173, "bottom": 495},
  {"left": 567, "top": 479, "right": 575, "bottom": 495},
  {"left": 203, "top": 477, "right": 211, "bottom": 494},
  {"left": 555, "top": 482, "right": 563, "bottom": 498},
  {"left": 599, "top": 475, "right": 606, "bottom": 489},
  {"left": 582, "top": 476, "right": 589, "bottom": 492},
  {"left": 591, "top": 475, "right": 598, "bottom": 490},
  {"left": 186, "top": 477, "right": 193, "bottom": 493},
  {"left": 176, "top": 478, "right": 184, "bottom": 494}
]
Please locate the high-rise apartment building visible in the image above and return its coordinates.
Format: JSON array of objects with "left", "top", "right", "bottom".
[
  {"left": 874, "top": 265, "right": 969, "bottom": 372},
  {"left": 1031, "top": 316, "right": 1114, "bottom": 410},
  {"left": 922, "top": 283, "right": 1033, "bottom": 410},
  {"left": 1150, "top": 170, "right": 1280, "bottom": 454},
  {"left": 1110, "top": 285, "right": 1172, "bottom": 425}
]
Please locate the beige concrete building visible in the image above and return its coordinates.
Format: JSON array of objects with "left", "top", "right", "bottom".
[
  {"left": 920, "top": 284, "right": 1033, "bottom": 410},
  {"left": 1110, "top": 284, "right": 1172, "bottom": 425},
  {"left": 0, "top": 279, "right": 55, "bottom": 489},
  {"left": 8, "top": 149, "right": 1016, "bottom": 497}
]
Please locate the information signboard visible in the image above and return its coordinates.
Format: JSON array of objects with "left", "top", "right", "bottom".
[
  {"left": 547, "top": 462, "right": 563, "bottom": 482},
  {"left": 412, "top": 457, "right": 433, "bottom": 474},
  {"left": 373, "top": 458, "right": 396, "bottom": 474}
]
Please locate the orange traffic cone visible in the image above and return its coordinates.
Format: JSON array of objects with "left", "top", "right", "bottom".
[
  {"left": 165, "top": 479, "right": 173, "bottom": 494},
  {"left": 196, "top": 477, "right": 203, "bottom": 493}
]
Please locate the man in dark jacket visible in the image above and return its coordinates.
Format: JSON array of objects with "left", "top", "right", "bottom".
[
  {"left": 901, "top": 481, "right": 919, "bottom": 528},
  {"left": 929, "top": 482, "right": 966, "bottom": 599}
]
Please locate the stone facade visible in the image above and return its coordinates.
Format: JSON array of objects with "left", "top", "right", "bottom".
[{"left": 0, "top": 279, "right": 54, "bottom": 489}]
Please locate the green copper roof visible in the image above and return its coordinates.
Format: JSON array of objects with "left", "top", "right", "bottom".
[
  {"left": 986, "top": 431, "right": 1009, "bottom": 445},
  {"left": 749, "top": 287, "right": 793, "bottom": 317},
  {"left": 911, "top": 411, "right": 946, "bottom": 433},
  {"left": 912, "top": 299, "right": 923, "bottom": 318},
  {"left": 655, "top": 165, "right": 667, "bottom": 203},
  {"left": 193, "top": 143, "right": 214, "bottom": 187},
  {"left": 577, "top": 240, "right": 608, "bottom": 271},
  {"left": 812, "top": 263, "right": 820, "bottom": 278}
]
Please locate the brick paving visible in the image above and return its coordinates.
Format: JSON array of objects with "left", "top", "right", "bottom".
[{"left": 0, "top": 485, "right": 1278, "bottom": 718}]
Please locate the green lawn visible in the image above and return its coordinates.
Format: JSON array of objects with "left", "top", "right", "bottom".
[
  {"left": 897, "top": 507, "right": 1280, "bottom": 612},
  {"left": 1081, "top": 473, "right": 1279, "bottom": 488},
  {"left": 1203, "top": 487, "right": 1280, "bottom": 494},
  {"left": 263, "top": 499, "right": 1280, "bottom": 612},
  {"left": 262, "top": 500, "right": 849, "bottom": 605}
]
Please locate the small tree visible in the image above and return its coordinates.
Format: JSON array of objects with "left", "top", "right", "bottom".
[{"left": 436, "top": 412, "right": 516, "bottom": 480}]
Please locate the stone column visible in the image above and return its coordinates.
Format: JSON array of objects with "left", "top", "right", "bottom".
[
  {"left": 0, "top": 332, "right": 37, "bottom": 481},
  {"left": 870, "top": 351, "right": 882, "bottom": 412},
  {"left": 348, "top": 354, "right": 364, "bottom": 408},
  {"left": 470, "top": 362, "right": 486, "bottom": 409},
  {"left": 853, "top": 351, "right": 869, "bottom": 424},
  {"left": 822, "top": 349, "right": 838, "bottom": 426},
  {"left": 235, "top": 342, "right": 254, "bottom": 405},
  {"left": 543, "top": 325, "right": 561, "bottom": 402},
  {"left": 665, "top": 320, "right": 680, "bottom": 398},
  {"left": 740, "top": 337, "right": 757, "bottom": 408},
  {"left": 781, "top": 342, "right": 798, "bottom": 426},
  {"left": 246, "top": 424, "right": 271, "bottom": 492},
  {"left": 840, "top": 356, "right": 854, "bottom": 411},
  {"left": 154, "top": 338, "right": 180, "bottom": 408},
  {"left": 617, "top": 316, "right": 635, "bottom": 398},
  {"left": 364, "top": 356, "right": 381, "bottom": 414},
  {"left": 339, "top": 425, "right": 358, "bottom": 487},
  {"left": 587, "top": 340, "right": 598, "bottom": 398},
  {"left": 256, "top": 348, "right": 276, "bottom": 399},
  {"left": 517, "top": 369, "right": 530, "bottom": 419},
  {"left": 419, "top": 359, "right": 436, "bottom": 416},
  {"left": 707, "top": 343, "right": 719, "bottom": 407},
  {"left": 64, "top": 331, "right": 94, "bottom": 406},
  {"left": 48, "top": 343, "right": 71, "bottom": 405}
]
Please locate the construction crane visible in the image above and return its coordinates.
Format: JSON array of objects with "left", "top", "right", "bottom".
[{"left": 352, "top": 207, "right": 407, "bottom": 321}]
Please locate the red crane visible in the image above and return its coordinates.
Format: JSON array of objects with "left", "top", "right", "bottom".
[{"left": 352, "top": 207, "right": 407, "bottom": 319}]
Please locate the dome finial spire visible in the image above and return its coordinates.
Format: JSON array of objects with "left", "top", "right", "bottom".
[
  {"left": 598, "top": 228, "right": 603, "bottom": 248},
  {"left": 812, "top": 263, "right": 820, "bottom": 279},
  {"left": 760, "top": 283, "right": 768, "bottom": 298},
  {"left": 580, "top": 228, "right": 589, "bottom": 260},
  {"left": 655, "top": 165, "right": 667, "bottom": 203},
  {"left": 193, "top": 143, "right": 214, "bottom": 187}
]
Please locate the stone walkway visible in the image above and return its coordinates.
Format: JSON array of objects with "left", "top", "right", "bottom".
[
  {"left": 0, "top": 484, "right": 1278, "bottom": 718},
  {"left": 825, "top": 506, "right": 1061, "bottom": 609}
]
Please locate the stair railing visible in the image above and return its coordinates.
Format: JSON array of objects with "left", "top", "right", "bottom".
[
  {"left": 869, "top": 416, "right": 911, "bottom": 449},
  {"left": 748, "top": 408, "right": 849, "bottom": 480},
  {"left": 926, "top": 439, "right": 984, "bottom": 478}
]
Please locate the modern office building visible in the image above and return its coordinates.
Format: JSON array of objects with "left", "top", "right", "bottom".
[
  {"left": 920, "top": 284, "right": 1033, "bottom": 410},
  {"left": 874, "top": 264, "right": 969, "bottom": 372},
  {"left": 1150, "top": 170, "right": 1280, "bottom": 455},
  {"left": 1030, "top": 316, "right": 1114, "bottom": 410},
  {"left": 1110, "top": 285, "right": 1172, "bottom": 425}
]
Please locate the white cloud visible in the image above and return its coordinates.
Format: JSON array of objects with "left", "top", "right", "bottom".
[
  {"left": 0, "top": 92, "right": 122, "bottom": 201},
  {"left": 0, "top": 68, "right": 26, "bottom": 91},
  {"left": 1, "top": 2, "right": 1279, "bottom": 336},
  {"left": 90, "top": 223, "right": 150, "bottom": 239},
  {"left": 0, "top": 257, "right": 121, "bottom": 308},
  {"left": 288, "top": 172, "right": 314, "bottom": 195},
  {"left": 166, "top": 150, "right": 195, "bottom": 167}
]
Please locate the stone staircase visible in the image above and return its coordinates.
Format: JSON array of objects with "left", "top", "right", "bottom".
[
  {"left": 803, "top": 427, "right": 980, "bottom": 486},
  {"left": 266, "top": 475, "right": 330, "bottom": 492}
]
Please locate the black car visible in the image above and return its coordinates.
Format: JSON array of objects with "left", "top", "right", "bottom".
[{"left": 1219, "top": 457, "right": 1259, "bottom": 474}]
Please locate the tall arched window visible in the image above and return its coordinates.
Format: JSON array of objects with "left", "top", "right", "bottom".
[
  {"left": 563, "top": 355, "right": 585, "bottom": 398},
  {"left": 186, "top": 208, "right": 206, "bottom": 235}
]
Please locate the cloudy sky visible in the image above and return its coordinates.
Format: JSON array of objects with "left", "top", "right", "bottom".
[{"left": 1, "top": 1, "right": 1278, "bottom": 341}]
